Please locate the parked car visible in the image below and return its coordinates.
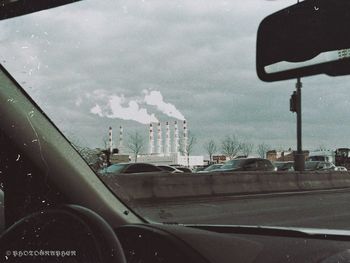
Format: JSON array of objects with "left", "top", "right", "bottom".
[
  {"left": 304, "top": 161, "right": 337, "bottom": 171},
  {"left": 197, "top": 163, "right": 223, "bottom": 173},
  {"left": 99, "top": 163, "right": 164, "bottom": 174},
  {"left": 169, "top": 165, "right": 193, "bottom": 173},
  {"left": 274, "top": 161, "right": 295, "bottom": 171},
  {"left": 192, "top": 165, "right": 208, "bottom": 172},
  {"left": 212, "top": 158, "right": 276, "bottom": 172},
  {"left": 157, "top": 165, "right": 184, "bottom": 173},
  {"left": 174, "top": 167, "right": 193, "bottom": 173}
]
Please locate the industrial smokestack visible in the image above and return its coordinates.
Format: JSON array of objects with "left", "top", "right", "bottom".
[
  {"left": 157, "top": 122, "right": 163, "bottom": 154},
  {"left": 183, "top": 120, "right": 188, "bottom": 155},
  {"left": 108, "top": 126, "right": 113, "bottom": 153},
  {"left": 165, "top": 121, "right": 170, "bottom": 155},
  {"left": 149, "top": 123, "right": 155, "bottom": 154},
  {"left": 119, "top": 126, "right": 123, "bottom": 153},
  {"left": 174, "top": 121, "right": 179, "bottom": 154}
]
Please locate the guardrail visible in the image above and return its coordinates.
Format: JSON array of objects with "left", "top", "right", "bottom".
[{"left": 101, "top": 171, "right": 350, "bottom": 202}]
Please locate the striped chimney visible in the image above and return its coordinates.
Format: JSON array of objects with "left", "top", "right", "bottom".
[
  {"left": 174, "top": 121, "right": 179, "bottom": 154},
  {"left": 119, "top": 126, "right": 123, "bottom": 152},
  {"left": 149, "top": 123, "right": 155, "bottom": 154},
  {"left": 165, "top": 121, "right": 170, "bottom": 155},
  {"left": 183, "top": 120, "right": 188, "bottom": 155},
  {"left": 108, "top": 126, "right": 113, "bottom": 153},
  {"left": 157, "top": 122, "right": 163, "bottom": 154}
]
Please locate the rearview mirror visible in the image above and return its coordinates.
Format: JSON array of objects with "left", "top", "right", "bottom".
[
  {"left": 0, "top": 0, "right": 81, "bottom": 20},
  {"left": 256, "top": 0, "right": 350, "bottom": 82}
]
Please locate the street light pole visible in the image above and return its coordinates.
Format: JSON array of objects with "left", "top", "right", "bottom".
[{"left": 294, "top": 77, "right": 305, "bottom": 171}]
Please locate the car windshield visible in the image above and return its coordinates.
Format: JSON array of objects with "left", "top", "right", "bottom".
[
  {"left": 203, "top": 164, "right": 222, "bottom": 171},
  {"left": 104, "top": 163, "right": 128, "bottom": 174},
  {"left": 221, "top": 160, "right": 242, "bottom": 169},
  {"left": 158, "top": 166, "right": 173, "bottom": 171},
  {"left": 3, "top": 0, "right": 350, "bottom": 230},
  {"left": 308, "top": 156, "right": 325, "bottom": 162}
]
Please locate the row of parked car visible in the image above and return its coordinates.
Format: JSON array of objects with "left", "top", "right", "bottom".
[
  {"left": 98, "top": 158, "right": 348, "bottom": 175},
  {"left": 98, "top": 163, "right": 192, "bottom": 175},
  {"left": 273, "top": 161, "right": 347, "bottom": 172}
]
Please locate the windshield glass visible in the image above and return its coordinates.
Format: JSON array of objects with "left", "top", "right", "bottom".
[
  {"left": 3, "top": 0, "right": 350, "bottom": 230},
  {"left": 221, "top": 160, "right": 242, "bottom": 169},
  {"left": 203, "top": 164, "right": 222, "bottom": 171},
  {"left": 104, "top": 163, "right": 128, "bottom": 174}
]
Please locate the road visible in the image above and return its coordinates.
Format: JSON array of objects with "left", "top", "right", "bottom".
[{"left": 135, "top": 189, "right": 350, "bottom": 229}]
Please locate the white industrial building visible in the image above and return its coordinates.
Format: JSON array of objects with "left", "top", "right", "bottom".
[
  {"left": 107, "top": 121, "right": 204, "bottom": 167},
  {"left": 132, "top": 152, "right": 204, "bottom": 167}
]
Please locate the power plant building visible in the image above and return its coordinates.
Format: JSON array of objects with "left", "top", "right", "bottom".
[
  {"left": 106, "top": 121, "right": 203, "bottom": 167},
  {"left": 135, "top": 120, "right": 203, "bottom": 167}
]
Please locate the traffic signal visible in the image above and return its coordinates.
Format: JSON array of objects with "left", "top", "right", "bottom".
[{"left": 290, "top": 91, "right": 298, "bottom": 112}]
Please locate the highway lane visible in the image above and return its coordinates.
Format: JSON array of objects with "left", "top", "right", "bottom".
[{"left": 134, "top": 189, "right": 350, "bottom": 229}]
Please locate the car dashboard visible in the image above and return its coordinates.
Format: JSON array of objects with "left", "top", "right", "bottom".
[{"left": 115, "top": 224, "right": 350, "bottom": 263}]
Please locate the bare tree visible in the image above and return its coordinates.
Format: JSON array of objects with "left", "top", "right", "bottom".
[
  {"left": 127, "top": 132, "right": 144, "bottom": 162},
  {"left": 68, "top": 135, "right": 104, "bottom": 171},
  {"left": 257, "top": 143, "right": 271, "bottom": 159},
  {"left": 204, "top": 140, "right": 217, "bottom": 163},
  {"left": 180, "top": 133, "right": 197, "bottom": 167},
  {"left": 221, "top": 135, "right": 241, "bottom": 160},
  {"left": 240, "top": 142, "right": 254, "bottom": 157}
]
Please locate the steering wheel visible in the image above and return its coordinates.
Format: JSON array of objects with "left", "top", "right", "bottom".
[{"left": 0, "top": 204, "right": 127, "bottom": 263}]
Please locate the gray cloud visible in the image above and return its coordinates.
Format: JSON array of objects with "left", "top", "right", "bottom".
[{"left": 1, "top": 0, "right": 349, "bottom": 154}]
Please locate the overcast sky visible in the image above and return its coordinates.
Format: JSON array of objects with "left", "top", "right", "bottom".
[{"left": 1, "top": 0, "right": 350, "bottom": 155}]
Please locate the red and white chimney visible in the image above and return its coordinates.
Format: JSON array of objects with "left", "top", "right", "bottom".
[
  {"left": 165, "top": 121, "right": 171, "bottom": 155},
  {"left": 108, "top": 126, "right": 113, "bottom": 153},
  {"left": 118, "top": 126, "right": 123, "bottom": 152},
  {"left": 157, "top": 122, "right": 163, "bottom": 154},
  {"left": 183, "top": 120, "right": 188, "bottom": 155},
  {"left": 149, "top": 123, "right": 155, "bottom": 154},
  {"left": 173, "top": 121, "right": 179, "bottom": 154}
]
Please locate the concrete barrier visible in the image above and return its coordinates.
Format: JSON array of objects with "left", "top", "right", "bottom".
[{"left": 100, "top": 171, "right": 350, "bottom": 203}]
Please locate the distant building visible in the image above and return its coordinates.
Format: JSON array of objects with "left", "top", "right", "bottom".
[
  {"left": 104, "top": 121, "right": 204, "bottom": 167},
  {"left": 131, "top": 152, "right": 204, "bottom": 167},
  {"left": 110, "top": 154, "right": 130, "bottom": 164},
  {"left": 213, "top": 155, "right": 229, "bottom": 163},
  {"left": 267, "top": 149, "right": 309, "bottom": 162}
]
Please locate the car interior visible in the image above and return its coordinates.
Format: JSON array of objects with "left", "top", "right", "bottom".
[{"left": 1, "top": 1, "right": 350, "bottom": 263}]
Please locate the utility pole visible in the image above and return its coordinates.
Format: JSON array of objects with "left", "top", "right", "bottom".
[{"left": 290, "top": 78, "right": 305, "bottom": 171}]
